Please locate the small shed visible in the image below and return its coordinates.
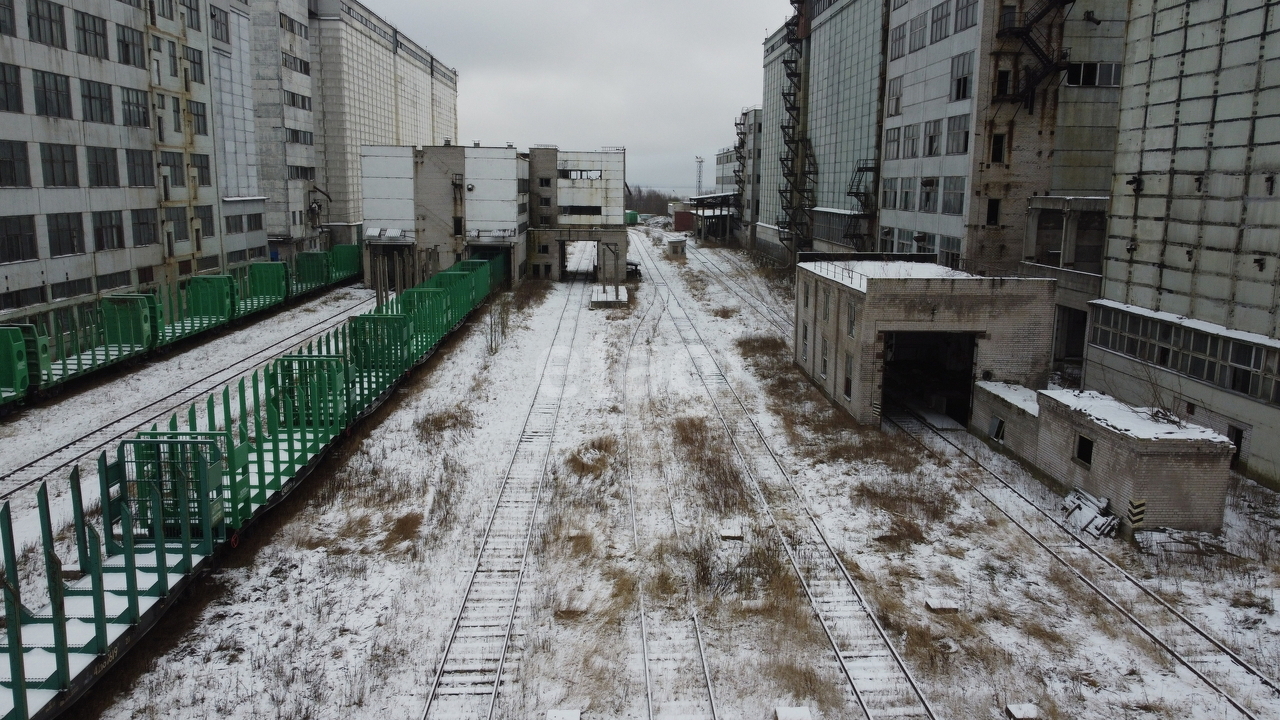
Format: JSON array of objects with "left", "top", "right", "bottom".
[{"left": 665, "top": 237, "right": 687, "bottom": 258}]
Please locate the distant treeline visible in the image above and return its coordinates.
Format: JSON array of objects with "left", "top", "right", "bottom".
[{"left": 626, "top": 187, "right": 682, "bottom": 216}]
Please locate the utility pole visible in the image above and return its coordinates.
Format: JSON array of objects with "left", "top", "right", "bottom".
[{"left": 695, "top": 156, "right": 705, "bottom": 197}]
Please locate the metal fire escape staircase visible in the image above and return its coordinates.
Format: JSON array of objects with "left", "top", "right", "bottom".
[
  {"left": 842, "top": 159, "right": 879, "bottom": 251},
  {"left": 733, "top": 113, "right": 748, "bottom": 236},
  {"left": 997, "top": 0, "right": 1075, "bottom": 106},
  {"left": 777, "top": 0, "right": 817, "bottom": 253}
]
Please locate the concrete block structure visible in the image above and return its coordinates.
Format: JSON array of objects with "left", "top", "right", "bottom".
[
  {"left": 526, "top": 146, "right": 629, "bottom": 283},
  {"left": 1085, "top": 0, "right": 1280, "bottom": 488},
  {"left": 971, "top": 383, "right": 1235, "bottom": 532},
  {"left": 794, "top": 256, "right": 1054, "bottom": 425}
]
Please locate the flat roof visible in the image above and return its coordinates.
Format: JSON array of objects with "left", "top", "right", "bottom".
[
  {"left": 1040, "top": 390, "right": 1232, "bottom": 443},
  {"left": 799, "top": 260, "right": 974, "bottom": 293}
]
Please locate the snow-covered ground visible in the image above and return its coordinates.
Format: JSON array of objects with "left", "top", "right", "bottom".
[{"left": 20, "top": 239, "right": 1279, "bottom": 719}]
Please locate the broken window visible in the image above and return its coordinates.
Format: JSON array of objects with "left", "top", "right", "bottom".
[
  {"left": 988, "top": 416, "right": 1006, "bottom": 442},
  {"left": 558, "top": 169, "right": 603, "bottom": 180},
  {"left": 843, "top": 353, "right": 853, "bottom": 399},
  {"left": 802, "top": 323, "right": 809, "bottom": 362},
  {"left": 821, "top": 337, "right": 829, "bottom": 378},
  {"left": 1075, "top": 435, "right": 1094, "bottom": 466}
]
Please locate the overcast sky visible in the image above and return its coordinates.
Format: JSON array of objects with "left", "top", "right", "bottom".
[{"left": 358, "top": 0, "right": 794, "bottom": 195}]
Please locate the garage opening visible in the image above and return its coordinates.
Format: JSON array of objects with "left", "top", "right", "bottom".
[{"left": 883, "top": 331, "right": 976, "bottom": 426}]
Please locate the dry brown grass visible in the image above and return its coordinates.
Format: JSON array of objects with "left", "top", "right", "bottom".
[
  {"left": 414, "top": 404, "right": 475, "bottom": 444},
  {"left": 672, "top": 416, "right": 750, "bottom": 515},
  {"left": 565, "top": 435, "right": 619, "bottom": 478},
  {"left": 380, "top": 511, "right": 423, "bottom": 552},
  {"left": 853, "top": 474, "right": 957, "bottom": 522},
  {"left": 513, "top": 278, "right": 553, "bottom": 311},
  {"left": 761, "top": 656, "right": 844, "bottom": 713},
  {"left": 710, "top": 306, "right": 739, "bottom": 319}
]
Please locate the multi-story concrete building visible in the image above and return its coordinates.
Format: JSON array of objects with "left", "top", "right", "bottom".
[
  {"left": 527, "top": 146, "right": 627, "bottom": 282},
  {"left": 0, "top": 0, "right": 267, "bottom": 326},
  {"left": 734, "top": 106, "right": 763, "bottom": 244},
  {"left": 755, "top": 0, "right": 888, "bottom": 262},
  {"left": 1084, "top": 0, "right": 1280, "bottom": 488},
  {"left": 713, "top": 146, "right": 735, "bottom": 194},
  {"left": 312, "top": 0, "right": 458, "bottom": 246}
]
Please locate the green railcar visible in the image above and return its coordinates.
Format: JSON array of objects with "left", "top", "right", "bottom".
[
  {"left": 625, "top": 210, "right": 640, "bottom": 225},
  {"left": 329, "top": 244, "right": 362, "bottom": 283},
  {"left": 234, "top": 262, "right": 289, "bottom": 317},
  {"left": 32, "top": 297, "right": 152, "bottom": 389},
  {"left": 0, "top": 327, "right": 29, "bottom": 408},
  {"left": 292, "top": 252, "right": 332, "bottom": 296},
  {"left": 152, "top": 276, "right": 236, "bottom": 347}
]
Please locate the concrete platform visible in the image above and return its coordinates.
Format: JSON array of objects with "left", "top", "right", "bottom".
[{"left": 590, "top": 286, "right": 629, "bottom": 309}]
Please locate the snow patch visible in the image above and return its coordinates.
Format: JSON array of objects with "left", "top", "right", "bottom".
[
  {"left": 1040, "top": 389, "right": 1232, "bottom": 442},
  {"left": 976, "top": 381, "right": 1041, "bottom": 417}
]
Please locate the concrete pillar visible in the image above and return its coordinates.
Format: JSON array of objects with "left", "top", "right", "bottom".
[
  {"left": 1023, "top": 207, "right": 1041, "bottom": 260},
  {"left": 1061, "top": 208, "right": 1079, "bottom": 268}
]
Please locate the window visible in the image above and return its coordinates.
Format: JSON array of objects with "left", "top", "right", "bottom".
[
  {"left": 86, "top": 147, "right": 118, "bottom": 187},
  {"left": 902, "top": 124, "right": 919, "bottom": 158},
  {"left": 168, "top": 40, "right": 178, "bottom": 77},
  {"left": 884, "top": 127, "right": 901, "bottom": 160},
  {"left": 279, "top": 12, "right": 308, "bottom": 38},
  {"left": 96, "top": 269, "right": 130, "bottom": 290},
  {"left": 803, "top": 281, "right": 809, "bottom": 308},
  {"left": 92, "top": 210, "right": 124, "bottom": 250},
  {"left": 899, "top": 177, "right": 915, "bottom": 211},
  {"left": 1066, "top": 62, "right": 1121, "bottom": 87},
  {"left": 1075, "top": 435, "right": 1094, "bottom": 466},
  {"left": 165, "top": 206, "right": 188, "bottom": 242},
  {"left": 930, "top": 1, "right": 951, "bottom": 43},
  {"left": 282, "top": 52, "right": 311, "bottom": 75},
  {"left": 50, "top": 278, "right": 92, "bottom": 300},
  {"left": 559, "top": 206, "right": 603, "bottom": 216},
  {"left": 157, "top": 0, "right": 172, "bottom": 20},
  {"left": 881, "top": 178, "right": 898, "bottom": 209},
  {"left": 191, "top": 154, "right": 211, "bottom": 185},
  {"left": 80, "top": 80, "right": 113, "bottom": 124},
  {"left": 196, "top": 255, "right": 218, "bottom": 271},
  {"left": 136, "top": 265, "right": 155, "bottom": 284},
  {"left": 538, "top": 177, "right": 551, "bottom": 188},
  {"left": 558, "top": 169, "right": 604, "bottom": 180},
  {"left": 285, "top": 128, "right": 313, "bottom": 145},
  {"left": 951, "top": 52, "right": 973, "bottom": 101},
  {"left": 801, "top": 323, "right": 808, "bottom": 361},
  {"left": 27, "top": 0, "right": 65, "bottom": 48},
  {"left": 179, "top": 0, "right": 199, "bottom": 30},
  {"left": 919, "top": 177, "right": 939, "bottom": 213},
  {"left": 224, "top": 214, "right": 243, "bottom": 234},
  {"left": 47, "top": 212, "right": 83, "bottom": 255},
  {"left": 40, "top": 143, "right": 77, "bottom": 186},
  {"left": 183, "top": 46, "right": 204, "bottom": 83},
  {"left": 178, "top": 259, "right": 191, "bottom": 275},
  {"left": 284, "top": 90, "right": 311, "bottom": 110},
  {"left": 988, "top": 416, "right": 1006, "bottom": 442},
  {"left": 538, "top": 196, "right": 551, "bottom": 207},
  {"left": 0, "top": 215, "right": 37, "bottom": 263},
  {"left": 246, "top": 214, "right": 263, "bottom": 231},
  {"left": 1000, "top": 4, "right": 1017, "bottom": 29},
  {"left": 820, "top": 337, "right": 828, "bottom": 378},
  {"left": 0, "top": 286, "right": 44, "bottom": 310},
  {"left": 886, "top": 76, "right": 902, "bottom": 117},
  {"left": 822, "top": 287, "right": 830, "bottom": 321},
  {"left": 538, "top": 244, "right": 550, "bottom": 254},
  {"left": 517, "top": 178, "right": 530, "bottom": 194},
  {"left": 946, "top": 114, "right": 970, "bottom": 154},
  {"left": 942, "top": 176, "right": 965, "bottom": 215},
  {"left": 159, "top": 151, "right": 183, "bottom": 183},
  {"left": 889, "top": 22, "right": 906, "bottom": 60},
  {"left": 909, "top": 13, "right": 927, "bottom": 52},
  {"left": 125, "top": 149, "right": 153, "bottom": 187},
  {"left": 939, "top": 235, "right": 961, "bottom": 268},
  {"left": 955, "top": 0, "right": 977, "bottom": 31},
  {"left": 843, "top": 353, "right": 853, "bottom": 399},
  {"left": 0, "top": 63, "right": 20, "bottom": 112},
  {"left": 33, "top": 71, "right": 72, "bottom": 118},
  {"left": 170, "top": 95, "right": 181, "bottom": 134},
  {"left": 452, "top": 216, "right": 463, "bottom": 235},
  {"left": 210, "top": 5, "right": 228, "bottom": 42},
  {"left": 0, "top": 0, "right": 12, "bottom": 36},
  {"left": 121, "top": 87, "right": 148, "bottom": 127},
  {"left": 986, "top": 198, "right": 1001, "bottom": 226},
  {"left": 0, "top": 141, "right": 30, "bottom": 186},
  {"left": 517, "top": 202, "right": 528, "bottom": 215},
  {"left": 226, "top": 249, "right": 247, "bottom": 264},
  {"left": 990, "top": 133, "right": 1007, "bottom": 163},
  {"left": 996, "top": 69, "right": 1012, "bottom": 96},
  {"left": 132, "top": 208, "right": 157, "bottom": 246},
  {"left": 187, "top": 100, "right": 207, "bottom": 135},
  {"left": 924, "top": 119, "right": 943, "bottom": 156},
  {"left": 916, "top": 232, "right": 937, "bottom": 254},
  {"left": 846, "top": 301, "right": 856, "bottom": 338},
  {"left": 194, "top": 204, "right": 213, "bottom": 240},
  {"left": 540, "top": 215, "right": 551, "bottom": 226},
  {"left": 117, "top": 25, "right": 145, "bottom": 68},
  {"left": 287, "top": 165, "right": 315, "bottom": 181},
  {"left": 74, "top": 10, "right": 108, "bottom": 58}
]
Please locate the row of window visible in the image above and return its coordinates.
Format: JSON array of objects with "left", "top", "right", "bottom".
[
  {"left": 279, "top": 12, "right": 308, "bottom": 39},
  {"left": 285, "top": 127, "right": 313, "bottom": 145},
  {"left": 1090, "top": 305, "right": 1280, "bottom": 407},
  {"left": 889, "top": 0, "right": 978, "bottom": 61},
  {"left": 282, "top": 51, "right": 310, "bottom": 76},
  {"left": 0, "top": 62, "right": 206, "bottom": 132},
  {"left": 884, "top": 114, "right": 969, "bottom": 159},
  {"left": 0, "top": 206, "right": 253, "bottom": 263},
  {"left": 881, "top": 176, "right": 966, "bottom": 215},
  {"left": 0, "top": 0, "right": 207, "bottom": 72},
  {"left": 283, "top": 90, "right": 311, "bottom": 110},
  {"left": 287, "top": 165, "right": 315, "bottom": 181},
  {"left": 878, "top": 227, "right": 962, "bottom": 268},
  {"left": 0, "top": 142, "right": 210, "bottom": 188}
]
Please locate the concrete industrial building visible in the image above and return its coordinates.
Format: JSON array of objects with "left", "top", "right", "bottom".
[
  {"left": 526, "top": 146, "right": 628, "bottom": 283},
  {"left": 793, "top": 256, "right": 1055, "bottom": 426},
  {"left": 0, "top": 0, "right": 268, "bottom": 326},
  {"left": 734, "top": 106, "right": 763, "bottom": 244},
  {"left": 713, "top": 146, "right": 735, "bottom": 195}
]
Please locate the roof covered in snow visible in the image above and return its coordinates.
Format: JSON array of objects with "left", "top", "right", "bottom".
[
  {"left": 976, "top": 381, "right": 1040, "bottom": 417},
  {"left": 798, "top": 260, "right": 973, "bottom": 293},
  {"left": 1040, "top": 390, "right": 1233, "bottom": 443}
]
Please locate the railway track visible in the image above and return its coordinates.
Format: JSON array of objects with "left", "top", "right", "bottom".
[
  {"left": 682, "top": 241, "right": 794, "bottom": 338},
  {"left": 0, "top": 291, "right": 377, "bottom": 500},
  {"left": 632, "top": 231, "right": 935, "bottom": 719},
  {"left": 884, "top": 408, "right": 1280, "bottom": 720},
  {"left": 619, "top": 249, "right": 719, "bottom": 720},
  {"left": 421, "top": 251, "right": 591, "bottom": 720}
]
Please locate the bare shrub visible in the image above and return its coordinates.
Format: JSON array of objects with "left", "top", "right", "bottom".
[
  {"left": 513, "top": 278, "right": 553, "bottom": 311},
  {"left": 710, "top": 306, "right": 739, "bottom": 319},
  {"left": 414, "top": 404, "right": 475, "bottom": 444},
  {"left": 761, "top": 656, "right": 844, "bottom": 714},
  {"left": 671, "top": 416, "right": 750, "bottom": 515},
  {"left": 853, "top": 474, "right": 956, "bottom": 522},
  {"left": 380, "top": 511, "right": 423, "bottom": 552},
  {"left": 565, "top": 435, "right": 619, "bottom": 478}
]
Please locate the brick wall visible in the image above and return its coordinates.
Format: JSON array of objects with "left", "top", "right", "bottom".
[{"left": 970, "top": 385, "right": 1040, "bottom": 465}]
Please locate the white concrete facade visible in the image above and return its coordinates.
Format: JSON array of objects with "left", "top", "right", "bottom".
[{"left": 554, "top": 149, "right": 625, "bottom": 228}]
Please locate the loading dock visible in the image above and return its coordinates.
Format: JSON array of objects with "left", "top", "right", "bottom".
[{"left": 883, "top": 331, "right": 976, "bottom": 425}]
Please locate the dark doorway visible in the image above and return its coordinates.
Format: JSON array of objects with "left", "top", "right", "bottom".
[
  {"left": 882, "top": 331, "right": 977, "bottom": 425},
  {"left": 466, "top": 245, "right": 512, "bottom": 289}
]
